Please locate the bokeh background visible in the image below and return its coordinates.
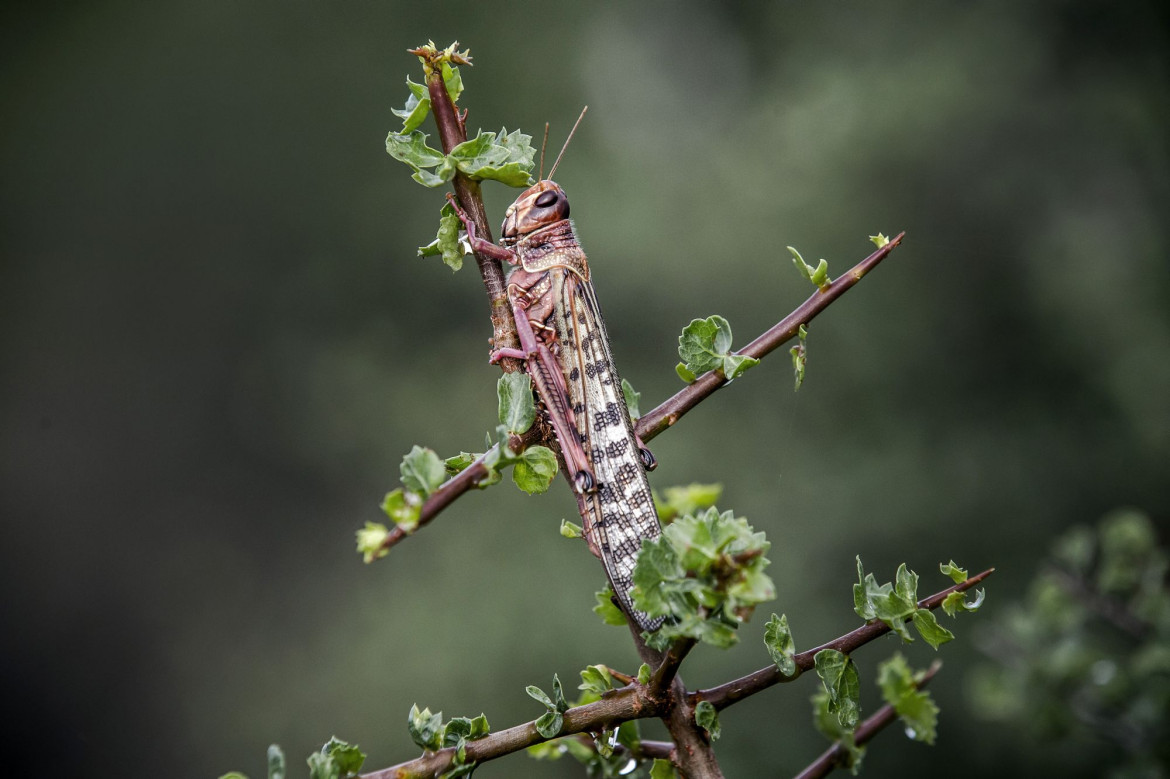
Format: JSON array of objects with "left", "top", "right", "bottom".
[{"left": 2, "top": 1, "right": 1166, "bottom": 777}]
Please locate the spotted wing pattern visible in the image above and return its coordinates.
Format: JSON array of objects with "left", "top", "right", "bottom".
[{"left": 553, "top": 271, "right": 663, "bottom": 631}]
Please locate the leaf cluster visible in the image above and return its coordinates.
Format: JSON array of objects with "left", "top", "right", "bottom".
[
  {"left": 408, "top": 704, "right": 490, "bottom": 777},
  {"left": 675, "top": 315, "right": 759, "bottom": 383},
  {"left": 631, "top": 507, "right": 774, "bottom": 649},
  {"left": 854, "top": 558, "right": 982, "bottom": 649}
]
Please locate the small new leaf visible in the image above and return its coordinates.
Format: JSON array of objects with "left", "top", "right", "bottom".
[
  {"left": 578, "top": 665, "right": 615, "bottom": 698},
  {"left": 401, "top": 445, "right": 447, "bottom": 496},
  {"left": 417, "top": 202, "right": 465, "bottom": 271},
  {"left": 869, "top": 233, "right": 890, "bottom": 248},
  {"left": 678, "top": 315, "right": 732, "bottom": 374},
  {"left": 268, "top": 744, "right": 286, "bottom": 779},
  {"left": 391, "top": 77, "right": 431, "bottom": 134},
  {"left": 791, "top": 324, "right": 808, "bottom": 391},
  {"left": 385, "top": 131, "right": 450, "bottom": 188},
  {"left": 764, "top": 613, "right": 797, "bottom": 677},
  {"left": 381, "top": 488, "right": 422, "bottom": 533},
  {"left": 650, "top": 759, "right": 678, "bottom": 779},
  {"left": 940, "top": 560, "right": 968, "bottom": 583},
  {"left": 408, "top": 705, "right": 444, "bottom": 751},
  {"left": 513, "top": 446, "right": 558, "bottom": 494},
  {"left": 694, "top": 700, "right": 721, "bottom": 742},
  {"left": 497, "top": 372, "right": 536, "bottom": 434},
  {"left": 678, "top": 315, "right": 757, "bottom": 381},
  {"left": 788, "top": 246, "right": 832, "bottom": 290},
  {"left": 621, "top": 377, "right": 641, "bottom": 419},
  {"left": 653, "top": 483, "right": 723, "bottom": 524},
  {"left": 877, "top": 654, "right": 939, "bottom": 744},
  {"left": 593, "top": 588, "right": 628, "bottom": 626},
  {"left": 355, "top": 522, "right": 390, "bottom": 563},
  {"left": 941, "top": 587, "right": 985, "bottom": 617},
  {"left": 637, "top": 663, "right": 652, "bottom": 685},
  {"left": 814, "top": 649, "right": 862, "bottom": 731},
  {"left": 560, "top": 519, "right": 583, "bottom": 538},
  {"left": 448, "top": 128, "right": 535, "bottom": 187},
  {"left": 912, "top": 608, "right": 955, "bottom": 649}
]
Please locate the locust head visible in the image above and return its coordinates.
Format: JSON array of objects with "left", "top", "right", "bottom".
[{"left": 500, "top": 180, "right": 570, "bottom": 245}]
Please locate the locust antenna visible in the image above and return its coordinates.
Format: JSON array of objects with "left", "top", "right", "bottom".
[
  {"left": 546, "top": 106, "right": 588, "bottom": 181},
  {"left": 538, "top": 122, "right": 550, "bottom": 181}
]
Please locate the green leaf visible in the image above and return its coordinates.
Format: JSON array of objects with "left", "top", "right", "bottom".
[
  {"left": 528, "top": 677, "right": 567, "bottom": 738},
  {"left": 814, "top": 649, "right": 862, "bottom": 731},
  {"left": 869, "top": 232, "right": 890, "bottom": 248},
  {"left": 791, "top": 324, "right": 808, "bottom": 391},
  {"left": 534, "top": 710, "right": 563, "bottom": 739},
  {"left": 400, "top": 446, "right": 447, "bottom": 496},
  {"left": 513, "top": 445, "right": 558, "bottom": 494},
  {"left": 788, "top": 246, "right": 832, "bottom": 290},
  {"left": 418, "top": 202, "right": 465, "bottom": 272},
  {"left": 621, "top": 378, "right": 641, "bottom": 419},
  {"left": 408, "top": 704, "right": 444, "bottom": 751},
  {"left": 448, "top": 128, "right": 536, "bottom": 187},
  {"left": 940, "top": 560, "right": 968, "bottom": 583},
  {"left": 633, "top": 507, "right": 773, "bottom": 648},
  {"left": 912, "top": 608, "right": 955, "bottom": 649},
  {"left": 391, "top": 77, "right": 431, "bottom": 134},
  {"left": 721, "top": 353, "right": 760, "bottom": 380},
  {"left": 637, "top": 663, "right": 652, "bottom": 685},
  {"left": 356, "top": 521, "right": 391, "bottom": 563},
  {"left": 854, "top": 558, "right": 920, "bottom": 641},
  {"left": 381, "top": 488, "right": 422, "bottom": 533},
  {"left": 306, "top": 753, "right": 338, "bottom": 779},
  {"left": 678, "top": 315, "right": 756, "bottom": 381},
  {"left": 444, "top": 451, "right": 479, "bottom": 475},
  {"left": 678, "top": 316, "right": 733, "bottom": 374},
  {"left": 694, "top": 700, "right": 720, "bottom": 741},
  {"left": 219, "top": 773, "right": 249, "bottom": 779},
  {"left": 560, "top": 519, "right": 583, "bottom": 538},
  {"left": 941, "top": 587, "right": 985, "bottom": 617},
  {"left": 653, "top": 483, "right": 723, "bottom": 524},
  {"left": 593, "top": 588, "right": 628, "bottom": 626},
  {"left": 877, "top": 654, "right": 939, "bottom": 744},
  {"left": 322, "top": 738, "right": 365, "bottom": 775},
  {"left": 764, "top": 613, "right": 797, "bottom": 676},
  {"left": 579, "top": 665, "right": 615, "bottom": 697},
  {"left": 526, "top": 685, "right": 554, "bottom": 708},
  {"left": 385, "top": 131, "right": 451, "bottom": 188},
  {"left": 650, "top": 758, "right": 678, "bottom": 779},
  {"left": 267, "top": 744, "right": 286, "bottom": 779},
  {"left": 439, "top": 61, "right": 463, "bottom": 103},
  {"left": 497, "top": 372, "right": 536, "bottom": 433}
]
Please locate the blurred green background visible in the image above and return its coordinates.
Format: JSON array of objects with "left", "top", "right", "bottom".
[{"left": 2, "top": 1, "right": 1166, "bottom": 776}]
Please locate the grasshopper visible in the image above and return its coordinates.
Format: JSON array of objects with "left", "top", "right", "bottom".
[{"left": 448, "top": 166, "right": 663, "bottom": 631}]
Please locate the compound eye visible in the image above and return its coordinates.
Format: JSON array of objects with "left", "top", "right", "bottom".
[{"left": 535, "top": 190, "right": 558, "bottom": 208}]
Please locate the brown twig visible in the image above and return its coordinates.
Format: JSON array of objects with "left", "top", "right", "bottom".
[
  {"left": 374, "top": 235, "right": 904, "bottom": 553},
  {"left": 636, "top": 232, "right": 904, "bottom": 443},
  {"left": 692, "top": 568, "right": 993, "bottom": 711},
  {"left": 410, "top": 43, "right": 521, "bottom": 371},
  {"left": 794, "top": 660, "right": 942, "bottom": 779}
]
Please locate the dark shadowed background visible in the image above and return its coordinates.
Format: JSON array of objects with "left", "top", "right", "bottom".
[{"left": 2, "top": 2, "right": 1167, "bottom": 777}]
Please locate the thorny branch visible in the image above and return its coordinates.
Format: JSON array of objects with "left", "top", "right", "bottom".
[
  {"left": 795, "top": 661, "right": 942, "bottom": 779},
  {"left": 369, "top": 42, "right": 927, "bottom": 779},
  {"left": 691, "top": 568, "right": 994, "bottom": 711},
  {"left": 359, "top": 570, "right": 990, "bottom": 778},
  {"left": 373, "top": 235, "right": 903, "bottom": 555}
]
